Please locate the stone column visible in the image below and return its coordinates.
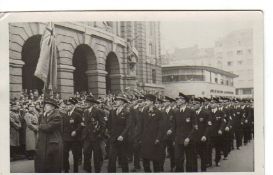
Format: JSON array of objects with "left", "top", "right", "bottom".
[
  {"left": 109, "top": 73, "right": 124, "bottom": 94},
  {"left": 86, "top": 70, "right": 107, "bottom": 97},
  {"left": 10, "top": 59, "right": 25, "bottom": 98},
  {"left": 57, "top": 64, "right": 75, "bottom": 99}
]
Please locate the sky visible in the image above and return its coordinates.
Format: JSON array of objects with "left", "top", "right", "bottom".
[{"left": 160, "top": 11, "right": 262, "bottom": 54}]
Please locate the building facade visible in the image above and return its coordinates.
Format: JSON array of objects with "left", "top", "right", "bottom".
[
  {"left": 9, "top": 22, "right": 163, "bottom": 99},
  {"left": 214, "top": 29, "right": 254, "bottom": 97},
  {"left": 162, "top": 65, "right": 238, "bottom": 98}
]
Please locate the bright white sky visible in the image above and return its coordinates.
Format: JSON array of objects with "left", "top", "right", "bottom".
[{"left": 160, "top": 11, "right": 262, "bottom": 54}]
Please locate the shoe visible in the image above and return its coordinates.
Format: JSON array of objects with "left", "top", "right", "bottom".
[
  {"left": 216, "top": 162, "right": 221, "bottom": 167},
  {"left": 223, "top": 157, "right": 228, "bottom": 160},
  {"left": 237, "top": 147, "right": 241, "bottom": 150}
]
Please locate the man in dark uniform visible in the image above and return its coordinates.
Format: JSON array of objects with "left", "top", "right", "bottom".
[
  {"left": 233, "top": 100, "right": 244, "bottom": 150},
  {"left": 82, "top": 95, "right": 106, "bottom": 173},
  {"left": 107, "top": 96, "right": 132, "bottom": 172},
  {"left": 62, "top": 97, "right": 83, "bottom": 173},
  {"left": 158, "top": 96, "right": 176, "bottom": 172},
  {"left": 193, "top": 97, "right": 212, "bottom": 172},
  {"left": 128, "top": 98, "right": 144, "bottom": 172},
  {"left": 140, "top": 94, "right": 163, "bottom": 172},
  {"left": 169, "top": 93, "right": 198, "bottom": 172},
  {"left": 209, "top": 98, "right": 226, "bottom": 167}
]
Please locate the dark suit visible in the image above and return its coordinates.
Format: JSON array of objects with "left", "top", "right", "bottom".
[
  {"left": 62, "top": 109, "right": 82, "bottom": 172},
  {"left": 209, "top": 108, "right": 226, "bottom": 165},
  {"left": 107, "top": 104, "right": 132, "bottom": 172},
  {"left": 82, "top": 106, "right": 106, "bottom": 173},
  {"left": 159, "top": 106, "right": 175, "bottom": 171},
  {"left": 140, "top": 105, "right": 163, "bottom": 172},
  {"left": 233, "top": 107, "right": 244, "bottom": 149},
  {"left": 172, "top": 106, "right": 198, "bottom": 172},
  {"left": 193, "top": 107, "right": 211, "bottom": 172}
]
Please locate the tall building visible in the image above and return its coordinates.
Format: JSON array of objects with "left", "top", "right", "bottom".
[
  {"left": 9, "top": 22, "right": 163, "bottom": 99},
  {"left": 214, "top": 29, "right": 254, "bottom": 97}
]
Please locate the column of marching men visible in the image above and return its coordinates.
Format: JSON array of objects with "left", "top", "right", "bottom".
[{"left": 10, "top": 89, "right": 254, "bottom": 173}]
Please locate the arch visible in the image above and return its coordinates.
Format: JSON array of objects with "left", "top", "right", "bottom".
[
  {"left": 21, "top": 34, "right": 44, "bottom": 94},
  {"left": 105, "top": 52, "right": 122, "bottom": 94},
  {"left": 72, "top": 44, "right": 97, "bottom": 94}
]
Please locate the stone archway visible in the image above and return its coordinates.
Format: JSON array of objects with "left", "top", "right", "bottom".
[
  {"left": 72, "top": 44, "right": 97, "bottom": 94},
  {"left": 21, "top": 35, "right": 44, "bottom": 94},
  {"left": 105, "top": 52, "right": 122, "bottom": 94}
]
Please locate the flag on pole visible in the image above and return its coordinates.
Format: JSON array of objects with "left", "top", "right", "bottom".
[{"left": 34, "top": 22, "right": 58, "bottom": 94}]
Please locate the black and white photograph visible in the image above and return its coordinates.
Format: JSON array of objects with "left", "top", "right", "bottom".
[{"left": 2, "top": 11, "right": 263, "bottom": 173}]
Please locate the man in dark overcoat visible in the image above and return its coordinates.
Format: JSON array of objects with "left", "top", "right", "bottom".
[
  {"left": 35, "top": 98, "right": 63, "bottom": 173},
  {"left": 62, "top": 97, "right": 83, "bottom": 172}
]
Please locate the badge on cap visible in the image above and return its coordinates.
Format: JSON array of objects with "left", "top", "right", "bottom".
[
  {"left": 186, "top": 117, "right": 191, "bottom": 123},
  {"left": 208, "top": 121, "right": 212, "bottom": 126}
]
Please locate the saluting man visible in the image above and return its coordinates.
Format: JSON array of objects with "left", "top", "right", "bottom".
[
  {"left": 107, "top": 96, "right": 132, "bottom": 172},
  {"left": 82, "top": 95, "right": 106, "bottom": 173},
  {"left": 140, "top": 94, "right": 163, "bottom": 172},
  {"left": 62, "top": 97, "right": 82, "bottom": 173}
]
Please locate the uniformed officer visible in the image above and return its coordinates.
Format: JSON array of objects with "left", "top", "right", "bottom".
[
  {"left": 209, "top": 98, "right": 226, "bottom": 167},
  {"left": 158, "top": 96, "right": 176, "bottom": 172},
  {"left": 107, "top": 96, "right": 132, "bottom": 172},
  {"left": 233, "top": 100, "right": 244, "bottom": 150},
  {"left": 82, "top": 95, "right": 106, "bottom": 173},
  {"left": 62, "top": 97, "right": 83, "bottom": 173},
  {"left": 193, "top": 97, "right": 212, "bottom": 172},
  {"left": 140, "top": 94, "right": 163, "bottom": 172},
  {"left": 169, "top": 92, "right": 198, "bottom": 172}
]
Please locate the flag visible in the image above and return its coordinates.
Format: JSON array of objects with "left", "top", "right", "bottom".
[{"left": 34, "top": 22, "right": 58, "bottom": 92}]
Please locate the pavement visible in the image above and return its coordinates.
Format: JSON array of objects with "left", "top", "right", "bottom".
[{"left": 11, "top": 140, "right": 254, "bottom": 173}]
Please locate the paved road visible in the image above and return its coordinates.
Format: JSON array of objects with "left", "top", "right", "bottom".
[{"left": 11, "top": 140, "right": 254, "bottom": 173}]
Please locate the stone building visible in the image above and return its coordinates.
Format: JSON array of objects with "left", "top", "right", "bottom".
[{"left": 9, "top": 22, "right": 163, "bottom": 99}]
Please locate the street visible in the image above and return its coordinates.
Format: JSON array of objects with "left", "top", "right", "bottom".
[{"left": 11, "top": 140, "right": 254, "bottom": 173}]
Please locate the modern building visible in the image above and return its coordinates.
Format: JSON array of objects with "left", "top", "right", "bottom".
[
  {"left": 214, "top": 29, "right": 254, "bottom": 98},
  {"left": 9, "top": 22, "right": 163, "bottom": 99},
  {"left": 162, "top": 65, "right": 238, "bottom": 98}
]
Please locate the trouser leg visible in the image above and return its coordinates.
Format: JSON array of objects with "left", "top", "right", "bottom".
[
  {"left": 143, "top": 158, "right": 152, "bottom": 172},
  {"left": 71, "top": 142, "right": 80, "bottom": 172},
  {"left": 83, "top": 141, "right": 92, "bottom": 172},
  {"left": 108, "top": 143, "right": 118, "bottom": 172},
  {"left": 185, "top": 142, "right": 197, "bottom": 172},
  {"left": 63, "top": 141, "right": 70, "bottom": 172},
  {"left": 175, "top": 144, "right": 185, "bottom": 172}
]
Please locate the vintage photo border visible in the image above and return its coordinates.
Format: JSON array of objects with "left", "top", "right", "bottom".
[{"left": 0, "top": 11, "right": 264, "bottom": 175}]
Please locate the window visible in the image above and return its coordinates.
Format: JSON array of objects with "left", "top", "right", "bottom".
[
  {"left": 152, "top": 69, "right": 156, "bottom": 84},
  {"left": 215, "top": 78, "right": 218, "bottom": 83},
  {"left": 248, "top": 49, "right": 252, "bottom": 54},
  {"left": 149, "top": 43, "right": 153, "bottom": 55},
  {"left": 238, "top": 60, "right": 243, "bottom": 65},
  {"left": 227, "top": 61, "right": 233, "bottom": 66}
]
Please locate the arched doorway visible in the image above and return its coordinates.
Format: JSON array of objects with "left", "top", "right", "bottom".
[
  {"left": 105, "top": 52, "right": 121, "bottom": 94},
  {"left": 72, "top": 44, "right": 96, "bottom": 94},
  {"left": 22, "top": 35, "right": 44, "bottom": 94}
]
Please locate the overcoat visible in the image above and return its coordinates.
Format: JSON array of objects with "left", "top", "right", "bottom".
[
  {"left": 140, "top": 106, "right": 163, "bottom": 161},
  {"left": 10, "top": 111, "right": 22, "bottom": 147},
  {"left": 24, "top": 111, "right": 38, "bottom": 151},
  {"left": 35, "top": 109, "right": 63, "bottom": 173}
]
